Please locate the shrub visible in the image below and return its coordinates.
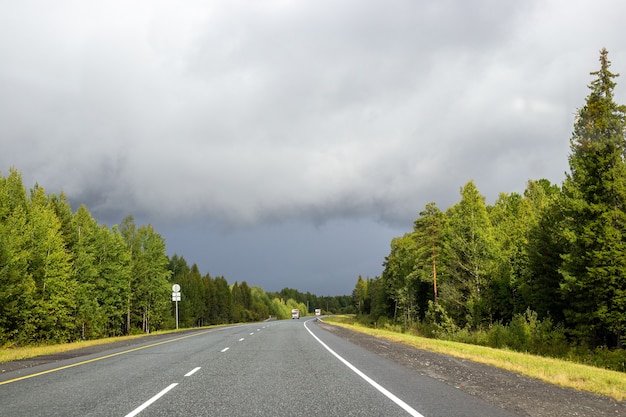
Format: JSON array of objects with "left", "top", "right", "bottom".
[
  {"left": 568, "top": 346, "right": 626, "bottom": 372},
  {"left": 486, "top": 322, "right": 508, "bottom": 349},
  {"left": 424, "top": 301, "right": 458, "bottom": 336}
]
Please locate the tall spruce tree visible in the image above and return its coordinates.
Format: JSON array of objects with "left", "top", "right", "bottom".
[
  {"left": 524, "top": 180, "right": 565, "bottom": 323},
  {"left": 560, "top": 48, "right": 626, "bottom": 348}
]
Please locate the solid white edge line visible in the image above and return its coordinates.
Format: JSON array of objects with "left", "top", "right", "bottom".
[
  {"left": 124, "top": 383, "right": 178, "bottom": 417},
  {"left": 304, "top": 321, "right": 424, "bottom": 417},
  {"left": 184, "top": 367, "right": 201, "bottom": 377}
]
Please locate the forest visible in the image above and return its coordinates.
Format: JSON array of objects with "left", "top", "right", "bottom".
[
  {"left": 353, "top": 49, "right": 626, "bottom": 370},
  {"left": 0, "top": 169, "right": 353, "bottom": 346}
]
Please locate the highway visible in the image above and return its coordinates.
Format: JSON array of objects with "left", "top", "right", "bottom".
[{"left": 0, "top": 319, "right": 520, "bottom": 417}]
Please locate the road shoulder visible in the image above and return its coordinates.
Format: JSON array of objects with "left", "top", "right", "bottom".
[{"left": 316, "top": 321, "right": 625, "bottom": 417}]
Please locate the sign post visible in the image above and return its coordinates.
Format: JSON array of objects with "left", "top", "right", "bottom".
[{"left": 172, "top": 284, "right": 181, "bottom": 329}]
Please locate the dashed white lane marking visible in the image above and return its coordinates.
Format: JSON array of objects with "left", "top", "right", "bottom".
[
  {"left": 249, "top": 332, "right": 254, "bottom": 335},
  {"left": 221, "top": 347, "right": 230, "bottom": 353},
  {"left": 184, "top": 367, "right": 201, "bottom": 377},
  {"left": 239, "top": 338, "right": 245, "bottom": 342},
  {"left": 0, "top": 330, "right": 213, "bottom": 386},
  {"left": 124, "top": 383, "right": 178, "bottom": 417},
  {"left": 304, "top": 321, "right": 424, "bottom": 417}
]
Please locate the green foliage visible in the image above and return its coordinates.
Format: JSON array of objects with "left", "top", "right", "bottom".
[
  {"left": 267, "top": 287, "right": 354, "bottom": 315},
  {"left": 353, "top": 275, "right": 368, "bottom": 315},
  {"left": 0, "top": 167, "right": 357, "bottom": 348},
  {"left": 523, "top": 180, "right": 566, "bottom": 323},
  {"left": 352, "top": 50, "right": 626, "bottom": 372},
  {"left": 413, "top": 202, "right": 445, "bottom": 307},
  {"left": 121, "top": 218, "right": 172, "bottom": 334},
  {"left": 442, "top": 181, "right": 499, "bottom": 328},
  {"left": 270, "top": 298, "right": 292, "bottom": 319},
  {"left": 481, "top": 309, "right": 569, "bottom": 356},
  {"left": 569, "top": 346, "right": 626, "bottom": 373},
  {"left": 0, "top": 172, "right": 37, "bottom": 345},
  {"left": 423, "top": 300, "right": 457, "bottom": 336},
  {"left": 382, "top": 233, "right": 420, "bottom": 326},
  {"left": 560, "top": 48, "right": 626, "bottom": 347}
]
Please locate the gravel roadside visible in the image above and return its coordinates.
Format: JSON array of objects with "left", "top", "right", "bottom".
[{"left": 316, "top": 321, "right": 625, "bottom": 417}]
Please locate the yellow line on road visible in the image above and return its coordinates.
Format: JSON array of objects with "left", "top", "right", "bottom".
[{"left": 0, "top": 330, "right": 212, "bottom": 386}]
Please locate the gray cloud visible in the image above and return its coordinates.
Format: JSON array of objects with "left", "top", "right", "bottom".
[{"left": 1, "top": 0, "right": 626, "bottom": 293}]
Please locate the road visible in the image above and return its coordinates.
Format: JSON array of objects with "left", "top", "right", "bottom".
[{"left": 0, "top": 318, "right": 520, "bottom": 417}]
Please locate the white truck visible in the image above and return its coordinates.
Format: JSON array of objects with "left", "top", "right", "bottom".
[{"left": 291, "top": 308, "right": 300, "bottom": 319}]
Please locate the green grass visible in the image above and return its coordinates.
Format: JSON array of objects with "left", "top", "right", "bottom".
[
  {"left": 0, "top": 328, "right": 193, "bottom": 363},
  {"left": 324, "top": 316, "right": 626, "bottom": 401},
  {"left": 0, "top": 323, "right": 247, "bottom": 364}
]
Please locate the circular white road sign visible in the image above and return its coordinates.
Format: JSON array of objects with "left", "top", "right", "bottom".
[{"left": 172, "top": 284, "right": 181, "bottom": 292}]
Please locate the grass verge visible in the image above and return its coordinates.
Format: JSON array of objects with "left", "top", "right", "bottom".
[
  {"left": 324, "top": 316, "right": 626, "bottom": 401},
  {"left": 0, "top": 329, "right": 188, "bottom": 363}
]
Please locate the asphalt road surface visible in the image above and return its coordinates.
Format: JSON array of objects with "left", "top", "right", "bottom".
[{"left": 1, "top": 318, "right": 523, "bottom": 417}]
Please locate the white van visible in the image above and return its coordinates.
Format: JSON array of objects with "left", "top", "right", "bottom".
[{"left": 291, "top": 309, "right": 300, "bottom": 319}]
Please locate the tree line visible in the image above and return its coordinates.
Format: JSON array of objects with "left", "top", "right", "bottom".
[
  {"left": 353, "top": 49, "right": 626, "bottom": 361},
  {"left": 168, "top": 257, "right": 354, "bottom": 328},
  {"left": 0, "top": 169, "right": 350, "bottom": 347}
]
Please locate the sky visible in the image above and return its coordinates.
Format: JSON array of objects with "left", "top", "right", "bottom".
[{"left": 2, "top": 1, "right": 626, "bottom": 296}]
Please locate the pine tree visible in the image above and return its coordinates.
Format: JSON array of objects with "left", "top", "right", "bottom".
[
  {"left": 413, "top": 202, "right": 445, "bottom": 305},
  {"left": 560, "top": 48, "right": 626, "bottom": 348}
]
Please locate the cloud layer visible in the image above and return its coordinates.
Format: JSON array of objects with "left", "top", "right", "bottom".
[{"left": 2, "top": 1, "right": 626, "bottom": 293}]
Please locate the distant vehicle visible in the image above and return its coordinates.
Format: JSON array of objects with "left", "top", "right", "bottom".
[
  {"left": 291, "top": 309, "right": 300, "bottom": 319},
  {"left": 315, "top": 308, "right": 321, "bottom": 316}
]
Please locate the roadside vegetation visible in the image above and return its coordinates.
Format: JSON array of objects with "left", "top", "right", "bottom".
[
  {"left": 326, "top": 316, "right": 626, "bottom": 401},
  {"left": 0, "top": 167, "right": 351, "bottom": 348},
  {"left": 2, "top": 48, "right": 625, "bottom": 394},
  {"left": 0, "top": 331, "right": 177, "bottom": 363},
  {"left": 350, "top": 49, "right": 626, "bottom": 379}
]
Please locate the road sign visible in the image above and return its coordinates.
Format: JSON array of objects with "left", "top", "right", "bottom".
[{"left": 172, "top": 284, "right": 181, "bottom": 329}]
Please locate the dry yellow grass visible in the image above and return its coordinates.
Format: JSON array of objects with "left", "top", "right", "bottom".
[
  {"left": 0, "top": 334, "right": 155, "bottom": 363},
  {"left": 325, "top": 318, "right": 626, "bottom": 401},
  {"left": 0, "top": 324, "right": 238, "bottom": 364}
]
